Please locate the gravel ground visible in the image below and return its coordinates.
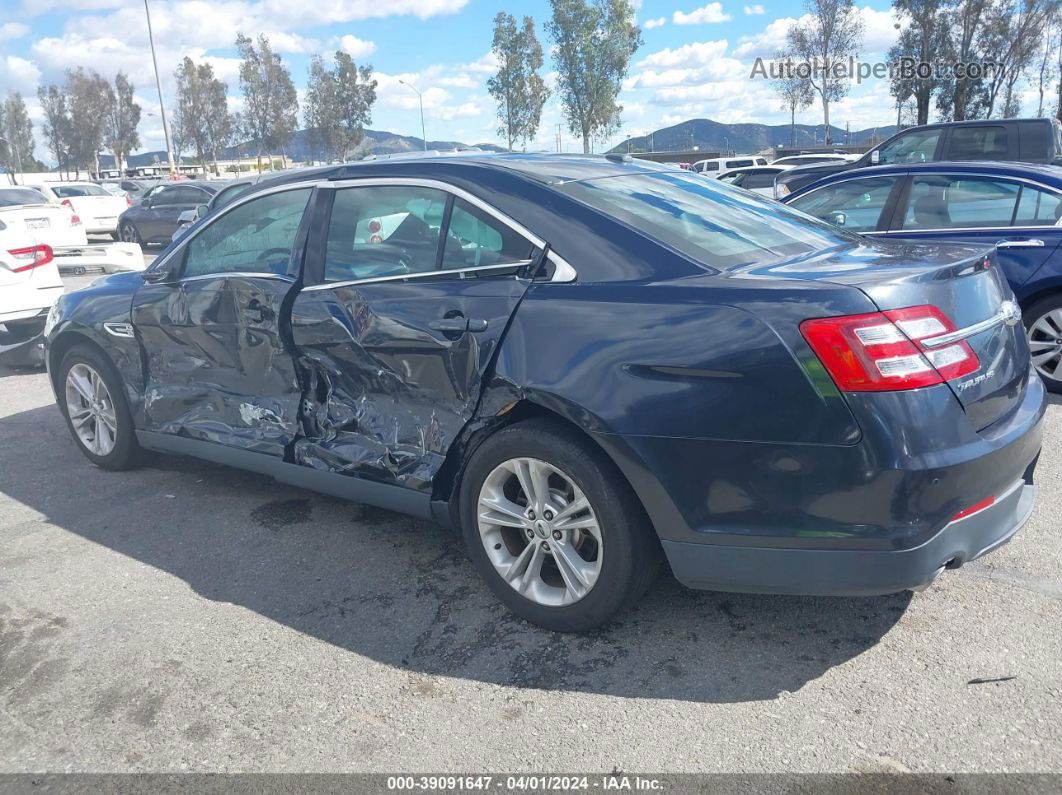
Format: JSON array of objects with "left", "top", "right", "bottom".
[{"left": 1, "top": 260, "right": 1060, "bottom": 774}]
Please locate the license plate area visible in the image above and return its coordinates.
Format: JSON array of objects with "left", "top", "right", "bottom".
[{"left": 26, "top": 218, "right": 50, "bottom": 229}]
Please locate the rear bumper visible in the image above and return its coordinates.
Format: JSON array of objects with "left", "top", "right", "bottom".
[
  {"left": 664, "top": 477, "right": 1037, "bottom": 596},
  {"left": 53, "top": 242, "right": 144, "bottom": 273},
  {"left": 0, "top": 309, "right": 48, "bottom": 367}
]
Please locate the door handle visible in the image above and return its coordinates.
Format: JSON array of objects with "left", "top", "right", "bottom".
[
  {"left": 428, "top": 317, "right": 489, "bottom": 333},
  {"left": 996, "top": 239, "right": 1045, "bottom": 249}
]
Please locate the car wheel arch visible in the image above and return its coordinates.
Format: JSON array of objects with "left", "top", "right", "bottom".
[
  {"left": 47, "top": 328, "right": 112, "bottom": 395},
  {"left": 432, "top": 394, "right": 661, "bottom": 550}
]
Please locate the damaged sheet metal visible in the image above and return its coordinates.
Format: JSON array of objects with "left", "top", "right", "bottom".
[
  {"left": 289, "top": 276, "right": 530, "bottom": 491},
  {"left": 131, "top": 274, "right": 303, "bottom": 457}
]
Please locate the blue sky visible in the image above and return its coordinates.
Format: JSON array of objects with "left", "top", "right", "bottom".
[{"left": 0, "top": 0, "right": 971, "bottom": 161}]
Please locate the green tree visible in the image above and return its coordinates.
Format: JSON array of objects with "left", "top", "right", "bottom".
[
  {"left": 66, "top": 68, "right": 112, "bottom": 174},
  {"left": 935, "top": 0, "right": 992, "bottom": 120},
  {"left": 236, "top": 33, "right": 299, "bottom": 169},
  {"left": 304, "top": 51, "right": 377, "bottom": 162},
  {"left": 38, "top": 84, "right": 71, "bottom": 177},
  {"left": 980, "top": 0, "right": 1061, "bottom": 117},
  {"left": 889, "top": 0, "right": 950, "bottom": 125},
  {"left": 488, "top": 13, "right": 549, "bottom": 151},
  {"left": 1, "top": 93, "right": 34, "bottom": 178},
  {"left": 787, "top": 0, "right": 864, "bottom": 145},
  {"left": 546, "top": 0, "right": 641, "bottom": 153},
  {"left": 104, "top": 72, "right": 141, "bottom": 175},
  {"left": 770, "top": 51, "right": 814, "bottom": 147},
  {"left": 173, "top": 57, "right": 233, "bottom": 174}
]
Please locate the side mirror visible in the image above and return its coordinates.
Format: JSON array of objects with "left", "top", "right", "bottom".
[
  {"left": 870, "top": 150, "right": 880, "bottom": 165},
  {"left": 195, "top": 204, "right": 208, "bottom": 219},
  {"left": 176, "top": 209, "right": 197, "bottom": 226},
  {"left": 142, "top": 261, "right": 176, "bottom": 283},
  {"left": 828, "top": 211, "right": 847, "bottom": 227}
]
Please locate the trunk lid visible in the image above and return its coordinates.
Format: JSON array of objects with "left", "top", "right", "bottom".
[
  {"left": 0, "top": 205, "right": 88, "bottom": 248},
  {"left": 732, "top": 240, "right": 1029, "bottom": 431}
]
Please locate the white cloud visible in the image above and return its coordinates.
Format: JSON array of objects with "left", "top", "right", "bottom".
[
  {"left": 263, "top": 32, "right": 321, "bottom": 54},
  {"left": 0, "top": 55, "right": 41, "bottom": 95},
  {"left": 638, "top": 40, "right": 729, "bottom": 68},
  {"left": 743, "top": 4, "right": 764, "bottom": 14},
  {"left": 0, "top": 22, "right": 29, "bottom": 41},
  {"left": 732, "top": 16, "right": 799, "bottom": 59},
  {"left": 673, "top": 3, "right": 731, "bottom": 25},
  {"left": 644, "top": 17, "right": 666, "bottom": 29},
  {"left": 334, "top": 34, "right": 377, "bottom": 58}
]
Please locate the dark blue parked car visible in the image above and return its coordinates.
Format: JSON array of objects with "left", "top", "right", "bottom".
[
  {"left": 783, "top": 161, "right": 1062, "bottom": 392},
  {"left": 44, "top": 155, "right": 1044, "bottom": 631}
]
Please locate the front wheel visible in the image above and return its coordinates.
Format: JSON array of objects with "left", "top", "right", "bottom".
[
  {"left": 459, "top": 418, "right": 660, "bottom": 632},
  {"left": 58, "top": 344, "right": 146, "bottom": 470},
  {"left": 1024, "top": 295, "right": 1062, "bottom": 393}
]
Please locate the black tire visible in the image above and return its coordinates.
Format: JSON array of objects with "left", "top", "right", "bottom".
[
  {"left": 119, "top": 221, "right": 142, "bottom": 246},
  {"left": 1023, "top": 295, "right": 1062, "bottom": 394},
  {"left": 57, "top": 344, "right": 146, "bottom": 471},
  {"left": 459, "top": 417, "right": 661, "bottom": 632}
]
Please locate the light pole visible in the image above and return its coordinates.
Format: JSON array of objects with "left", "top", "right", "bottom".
[
  {"left": 0, "top": 135, "right": 23, "bottom": 184},
  {"left": 143, "top": 0, "right": 175, "bottom": 179},
  {"left": 398, "top": 80, "right": 427, "bottom": 151}
]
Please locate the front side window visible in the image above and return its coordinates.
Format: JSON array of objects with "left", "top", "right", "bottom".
[
  {"left": 151, "top": 187, "right": 180, "bottom": 206},
  {"left": 557, "top": 171, "right": 856, "bottom": 269},
  {"left": 442, "top": 198, "right": 537, "bottom": 269},
  {"left": 183, "top": 188, "right": 311, "bottom": 277},
  {"left": 324, "top": 186, "right": 448, "bottom": 282},
  {"left": 787, "top": 177, "right": 899, "bottom": 233},
  {"left": 877, "top": 129, "right": 942, "bottom": 165},
  {"left": 900, "top": 175, "right": 1019, "bottom": 230}
]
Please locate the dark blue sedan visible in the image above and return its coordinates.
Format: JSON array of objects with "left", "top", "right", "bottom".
[
  {"left": 44, "top": 155, "right": 1044, "bottom": 631},
  {"left": 783, "top": 161, "right": 1062, "bottom": 391}
]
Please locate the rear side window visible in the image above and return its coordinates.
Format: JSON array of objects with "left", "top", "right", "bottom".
[
  {"left": 184, "top": 188, "right": 311, "bottom": 277},
  {"left": 1013, "top": 184, "right": 1062, "bottom": 226},
  {"left": 324, "top": 185, "right": 448, "bottom": 282},
  {"left": 877, "top": 128, "right": 942, "bottom": 165},
  {"left": 946, "top": 126, "right": 1008, "bottom": 160},
  {"left": 441, "top": 198, "right": 536, "bottom": 270},
  {"left": 701, "top": 162, "right": 719, "bottom": 172},
  {"left": 787, "top": 177, "right": 899, "bottom": 232},
  {"left": 900, "top": 175, "right": 1020, "bottom": 230}
]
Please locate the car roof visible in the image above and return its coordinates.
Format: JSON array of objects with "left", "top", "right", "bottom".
[
  {"left": 156, "top": 180, "right": 220, "bottom": 192},
  {"left": 794, "top": 160, "right": 1062, "bottom": 192},
  {"left": 901, "top": 117, "right": 1055, "bottom": 131}
]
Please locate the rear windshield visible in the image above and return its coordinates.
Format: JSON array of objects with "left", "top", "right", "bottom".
[
  {"left": 53, "top": 184, "right": 109, "bottom": 198},
  {"left": 555, "top": 171, "right": 856, "bottom": 269},
  {"left": 0, "top": 188, "right": 47, "bottom": 207}
]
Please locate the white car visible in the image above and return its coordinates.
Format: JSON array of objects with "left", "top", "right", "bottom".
[
  {"left": 691, "top": 156, "right": 769, "bottom": 175},
  {"left": 770, "top": 153, "right": 857, "bottom": 167},
  {"left": 0, "top": 185, "right": 145, "bottom": 278},
  {"left": 24, "top": 181, "right": 131, "bottom": 238},
  {"left": 0, "top": 241, "right": 63, "bottom": 367},
  {"left": 715, "top": 164, "right": 796, "bottom": 197}
]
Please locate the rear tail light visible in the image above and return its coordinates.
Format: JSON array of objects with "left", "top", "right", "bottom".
[
  {"left": 801, "top": 305, "right": 979, "bottom": 392},
  {"left": 8, "top": 245, "right": 54, "bottom": 272},
  {"left": 126, "top": 195, "right": 133, "bottom": 207},
  {"left": 70, "top": 213, "right": 82, "bottom": 226},
  {"left": 60, "top": 198, "right": 74, "bottom": 210}
]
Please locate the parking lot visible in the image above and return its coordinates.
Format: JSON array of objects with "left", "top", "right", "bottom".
[{"left": 2, "top": 255, "right": 1061, "bottom": 774}]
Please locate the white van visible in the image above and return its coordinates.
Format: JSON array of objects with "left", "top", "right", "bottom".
[{"left": 691, "top": 156, "right": 768, "bottom": 175}]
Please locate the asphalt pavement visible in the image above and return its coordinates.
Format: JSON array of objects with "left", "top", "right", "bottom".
[{"left": 1, "top": 252, "right": 1060, "bottom": 774}]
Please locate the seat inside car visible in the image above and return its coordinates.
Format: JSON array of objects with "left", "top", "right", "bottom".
[{"left": 912, "top": 194, "right": 951, "bottom": 228}]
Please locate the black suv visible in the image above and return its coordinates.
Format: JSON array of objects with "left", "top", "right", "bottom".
[{"left": 775, "top": 117, "right": 1062, "bottom": 199}]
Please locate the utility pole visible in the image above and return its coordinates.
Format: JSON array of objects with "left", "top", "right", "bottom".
[
  {"left": 555, "top": 124, "right": 562, "bottom": 153},
  {"left": 399, "top": 80, "right": 427, "bottom": 151},
  {"left": 143, "top": 0, "right": 175, "bottom": 179}
]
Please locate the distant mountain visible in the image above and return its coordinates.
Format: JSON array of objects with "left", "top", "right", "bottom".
[
  {"left": 610, "top": 118, "right": 899, "bottom": 155},
  {"left": 98, "top": 127, "right": 507, "bottom": 169}
]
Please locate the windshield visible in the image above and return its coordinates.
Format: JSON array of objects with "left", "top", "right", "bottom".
[
  {"left": 555, "top": 171, "right": 857, "bottom": 269},
  {"left": 53, "top": 184, "right": 109, "bottom": 198},
  {"left": 0, "top": 188, "right": 48, "bottom": 207}
]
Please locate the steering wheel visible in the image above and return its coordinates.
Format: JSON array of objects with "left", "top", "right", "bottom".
[{"left": 256, "top": 247, "right": 290, "bottom": 268}]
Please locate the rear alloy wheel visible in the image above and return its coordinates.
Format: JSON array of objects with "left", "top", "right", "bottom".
[
  {"left": 1024, "top": 296, "right": 1062, "bottom": 393},
  {"left": 119, "top": 222, "right": 141, "bottom": 245},
  {"left": 460, "top": 418, "right": 660, "bottom": 632},
  {"left": 58, "top": 345, "right": 146, "bottom": 470}
]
